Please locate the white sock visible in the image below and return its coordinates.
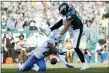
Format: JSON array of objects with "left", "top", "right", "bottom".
[
  {"left": 32, "top": 66, "right": 39, "bottom": 72},
  {"left": 18, "top": 63, "right": 23, "bottom": 70}
]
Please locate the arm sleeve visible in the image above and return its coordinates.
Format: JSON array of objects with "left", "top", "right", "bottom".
[
  {"left": 57, "top": 54, "right": 68, "bottom": 65},
  {"left": 50, "top": 19, "right": 63, "bottom": 31}
]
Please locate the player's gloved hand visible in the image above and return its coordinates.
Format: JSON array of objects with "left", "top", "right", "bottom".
[
  {"left": 66, "top": 64, "right": 74, "bottom": 68},
  {"left": 54, "top": 33, "right": 61, "bottom": 41}
]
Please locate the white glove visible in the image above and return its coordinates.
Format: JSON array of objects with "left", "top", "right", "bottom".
[{"left": 54, "top": 33, "right": 61, "bottom": 41}]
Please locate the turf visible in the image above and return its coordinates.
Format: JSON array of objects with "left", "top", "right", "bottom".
[{"left": 1, "top": 63, "right": 109, "bottom": 73}]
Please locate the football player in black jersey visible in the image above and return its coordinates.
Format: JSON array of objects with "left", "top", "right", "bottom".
[{"left": 47, "top": 2, "right": 88, "bottom": 70}]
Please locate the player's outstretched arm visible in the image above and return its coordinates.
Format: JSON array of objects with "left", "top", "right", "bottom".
[
  {"left": 57, "top": 54, "right": 74, "bottom": 68},
  {"left": 54, "top": 19, "right": 73, "bottom": 40},
  {"left": 50, "top": 19, "right": 63, "bottom": 31},
  {"left": 60, "top": 19, "right": 73, "bottom": 35},
  {"left": 45, "top": 19, "right": 63, "bottom": 36}
]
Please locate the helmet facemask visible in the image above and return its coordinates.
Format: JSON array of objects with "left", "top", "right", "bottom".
[{"left": 60, "top": 8, "right": 67, "bottom": 16}]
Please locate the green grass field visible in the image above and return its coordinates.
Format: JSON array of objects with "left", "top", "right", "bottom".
[{"left": 1, "top": 62, "right": 109, "bottom": 73}]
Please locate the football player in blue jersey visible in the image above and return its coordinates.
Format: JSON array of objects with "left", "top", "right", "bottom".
[{"left": 17, "top": 32, "right": 74, "bottom": 72}]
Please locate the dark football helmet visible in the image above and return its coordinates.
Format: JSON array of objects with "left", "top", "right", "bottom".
[{"left": 59, "top": 2, "right": 69, "bottom": 16}]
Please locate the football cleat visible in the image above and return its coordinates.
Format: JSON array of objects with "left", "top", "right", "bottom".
[
  {"left": 80, "top": 63, "right": 89, "bottom": 70},
  {"left": 17, "top": 61, "right": 23, "bottom": 70}
]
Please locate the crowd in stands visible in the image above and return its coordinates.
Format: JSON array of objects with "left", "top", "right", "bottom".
[{"left": 1, "top": 1, "right": 109, "bottom": 64}]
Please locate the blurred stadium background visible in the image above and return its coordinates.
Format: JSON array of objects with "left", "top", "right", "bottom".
[{"left": 1, "top": 0, "right": 109, "bottom": 73}]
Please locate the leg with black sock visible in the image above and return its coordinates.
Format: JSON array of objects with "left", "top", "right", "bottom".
[
  {"left": 75, "top": 48, "right": 85, "bottom": 63},
  {"left": 75, "top": 48, "right": 88, "bottom": 70},
  {"left": 71, "top": 28, "right": 88, "bottom": 70}
]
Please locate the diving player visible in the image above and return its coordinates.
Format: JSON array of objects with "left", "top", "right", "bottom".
[
  {"left": 47, "top": 2, "right": 88, "bottom": 70},
  {"left": 17, "top": 32, "right": 74, "bottom": 72}
]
